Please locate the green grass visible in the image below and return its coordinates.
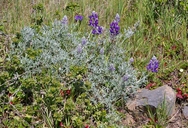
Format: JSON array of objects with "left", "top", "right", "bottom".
[
  {"left": 0, "top": 0, "right": 188, "bottom": 127},
  {"left": 146, "top": 97, "right": 169, "bottom": 127}
]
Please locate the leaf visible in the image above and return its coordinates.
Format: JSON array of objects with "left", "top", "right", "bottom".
[
  {"left": 25, "top": 114, "right": 32, "bottom": 118},
  {"left": 176, "top": 93, "right": 183, "bottom": 99},
  {"left": 0, "top": 57, "right": 3, "bottom": 63},
  {"left": 13, "top": 116, "right": 20, "bottom": 121}
]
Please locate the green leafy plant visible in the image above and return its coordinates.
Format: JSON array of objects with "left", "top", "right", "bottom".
[{"left": 0, "top": 13, "right": 147, "bottom": 127}]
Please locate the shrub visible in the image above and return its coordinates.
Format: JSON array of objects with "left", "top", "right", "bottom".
[{"left": 0, "top": 13, "right": 147, "bottom": 127}]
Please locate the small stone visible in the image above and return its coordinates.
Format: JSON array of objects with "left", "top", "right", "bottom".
[{"left": 182, "top": 106, "right": 188, "bottom": 119}]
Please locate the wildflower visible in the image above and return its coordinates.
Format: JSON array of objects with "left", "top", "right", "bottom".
[
  {"left": 180, "top": 69, "right": 184, "bottom": 72},
  {"left": 122, "top": 74, "right": 129, "bottom": 81},
  {"left": 81, "top": 37, "right": 87, "bottom": 46},
  {"left": 85, "top": 125, "right": 89, "bottom": 128},
  {"left": 9, "top": 101, "right": 13, "bottom": 105},
  {"left": 8, "top": 92, "right": 15, "bottom": 103},
  {"left": 89, "top": 11, "right": 98, "bottom": 28},
  {"left": 88, "top": 11, "right": 103, "bottom": 35},
  {"left": 100, "top": 47, "right": 104, "bottom": 55},
  {"left": 59, "top": 122, "right": 64, "bottom": 127},
  {"left": 176, "top": 88, "right": 183, "bottom": 99},
  {"left": 109, "top": 64, "right": 115, "bottom": 72},
  {"left": 61, "top": 15, "right": 68, "bottom": 25},
  {"left": 92, "top": 26, "right": 103, "bottom": 35},
  {"left": 9, "top": 96, "right": 14, "bottom": 101},
  {"left": 146, "top": 56, "right": 159, "bottom": 73},
  {"left": 76, "top": 44, "right": 82, "bottom": 54},
  {"left": 110, "top": 20, "right": 120, "bottom": 37},
  {"left": 66, "top": 89, "right": 71, "bottom": 95},
  {"left": 129, "top": 57, "right": 134, "bottom": 64},
  {"left": 115, "top": 13, "right": 120, "bottom": 23},
  {"left": 75, "top": 15, "right": 83, "bottom": 22}
]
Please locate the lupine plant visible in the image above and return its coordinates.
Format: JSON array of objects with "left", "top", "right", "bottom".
[
  {"left": 147, "top": 56, "right": 159, "bottom": 73},
  {"left": 110, "top": 13, "right": 120, "bottom": 38},
  {"left": 88, "top": 11, "right": 103, "bottom": 35},
  {"left": 0, "top": 12, "right": 147, "bottom": 127},
  {"left": 75, "top": 15, "right": 83, "bottom": 22}
]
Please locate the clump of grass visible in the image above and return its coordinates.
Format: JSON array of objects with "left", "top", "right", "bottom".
[{"left": 146, "top": 98, "right": 169, "bottom": 127}]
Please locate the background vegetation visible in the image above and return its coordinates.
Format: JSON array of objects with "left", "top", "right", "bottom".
[{"left": 0, "top": 0, "right": 187, "bottom": 127}]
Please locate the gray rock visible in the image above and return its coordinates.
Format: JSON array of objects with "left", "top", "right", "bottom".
[
  {"left": 182, "top": 106, "right": 188, "bottom": 119},
  {"left": 127, "top": 85, "right": 176, "bottom": 117}
]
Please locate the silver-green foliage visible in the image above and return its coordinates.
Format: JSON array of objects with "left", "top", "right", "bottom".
[{"left": 8, "top": 17, "right": 147, "bottom": 125}]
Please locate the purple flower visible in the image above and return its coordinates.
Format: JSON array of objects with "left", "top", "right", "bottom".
[
  {"left": 129, "top": 57, "right": 134, "bottom": 64},
  {"left": 115, "top": 13, "right": 120, "bottom": 23},
  {"left": 109, "top": 64, "right": 115, "bottom": 72},
  {"left": 61, "top": 15, "right": 68, "bottom": 25},
  {"left": 89, "top": 11, "right": 98, "bottom": 28},
  {"left": 76, "top": 44, "right": 82, "bottom": 54},
  {"left": 147, "top": 56, "right": 159, "bottom": 73},
  {"left": 81, "top": 37, "right": 87, "bottom": 46},
  {"left": 75, "top": 15, "right": 83, "bottom": 22},
  {"left": 88, "top": 11, "right": 103, "bottom": 35},
  {"left": 110, "top": 20, "right": 120, "bottom": 37},
  {"left": 100, "top": 47, "right": 104, "bottom": 55},
  {"left": 122, "top": 74, "right": 129, "bottom": 81},
  {"left": 92, "top": 26, "right": 103, "bottom": 35}
]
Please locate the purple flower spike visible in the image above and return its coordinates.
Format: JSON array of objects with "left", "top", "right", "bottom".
[
  {"left": 122, "top": 74, "right": 129, "bottom": 81},
  {"left": 81, "top": 37, "right": 87, "bottom": 46},
  {"left": 76, "top": 44, "right": 82, "bottom": 54},
  {"left": 88, "top": 11, "right": 103, "bottom": 35},
  {"left": 110, "top": 20, "right": 120, "bottom": 37},
  {"left": 89, "top": 11, "right": 99, "bottom": 28},
  {"left": 92, "top": 26, "right": 103, "bottom": 35},
  {"left": 75, "top": 15, "right": 83, "bottom": 22},
  {"left": 61, "top": 15, "right": 68, "bottom": 25},
  {"left": 100, "top": 47, "right": 104, "bottom": 55},
  {"left": 115, "top": 13, "right": 120, "bottom": 23},
  {"left": 109, "top": 64, "right": 115, "bottom": 72},
  {"left": 147, "top": 56, "right": 159, "bottom": 73},
  {"left": 129, "top": 57, "right": 134, "bottom": 64}
]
